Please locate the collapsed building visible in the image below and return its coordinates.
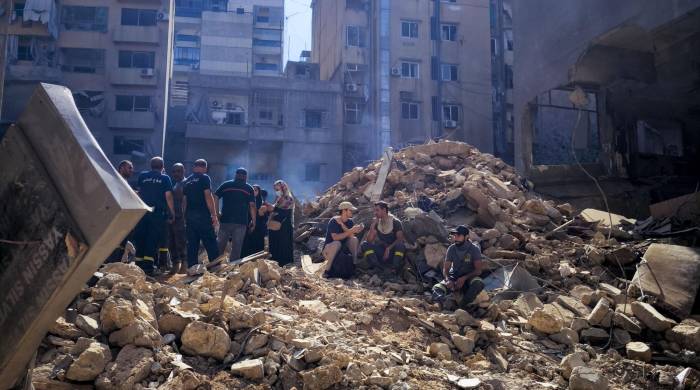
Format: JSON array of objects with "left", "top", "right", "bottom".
[
  {"left": 6, "top": 121, "right": 699, "bottom": 388},
  {"left": 511, "top": 0, "right": 700, "bottom": 216}
]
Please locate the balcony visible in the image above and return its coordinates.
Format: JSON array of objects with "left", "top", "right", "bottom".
[
  {"left": 185, "top": 123, "right": 248, "bottom": 141},
  {"left": 6, "top": 63, "right": 61, "bottom": 82},
  {"left": 108, "top": 111, "right": 156, "bottom": 129},
  {"left": 252, "top": 44, "right": 281, "bottom": 55},
  {"left": 113, "top": 25, "right": 159, "bottom": 44},
  {"left": 110, "top": 68, "right": 158, "bottom": 86}
]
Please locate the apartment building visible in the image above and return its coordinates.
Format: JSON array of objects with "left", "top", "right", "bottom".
[
  {"left": 490, "top": 0, "right": 513, "bottom": 164},
  {"left": 0, "top": 0, "right": 174, "bottom": 171},
  {"left": 311, "top": 0, "right": 493, "bottom": 165},
  {"left": 165, "top": 0, "right": 345, "bottom": 199}
]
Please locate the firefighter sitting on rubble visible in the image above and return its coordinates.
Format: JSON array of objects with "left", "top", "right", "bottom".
[
  {"left": 360, "top": 201, "right": 406, "bottom": 274},
  {"left": 432, "top": 225, "right": 485, "bottom": 309}
]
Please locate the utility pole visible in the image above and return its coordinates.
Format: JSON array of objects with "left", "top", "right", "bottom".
[
  {"left": 493, "top": 0, "right": 506, "bottom": 158},
  {"left": 432, "top": 0, "right": 442, "bottom": 140},
  {"left": 0, "top": 0, "right": 11, "bottom": 123}
]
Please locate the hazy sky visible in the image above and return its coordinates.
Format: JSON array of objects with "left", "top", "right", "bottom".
[{"left": 284, "top": 0, "right": 313, "bottom": 63}]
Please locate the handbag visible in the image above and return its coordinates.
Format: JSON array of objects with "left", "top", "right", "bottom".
[{"left": 268, "top": 212, "right": 284, "bottom": 231}]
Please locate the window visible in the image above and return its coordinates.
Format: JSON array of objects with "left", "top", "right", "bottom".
[
  {"left": 345, "top": 102, "right": 363, "bottom": 124},
  {"left": 208, "top": 0, "right": 226, "bottom": 12},
  {"left": 441, "top": 24, "right": 457, "bottom": 41},
  {"left": 401, "top": 62, "right": 419, "bottom": 78},
  {"left": 346, "top": 25, "right": 366, "bottom": 47},
  {"left": 174, "top": 47, "right": 200, "bottom": 66},
  {"left": 441, "top": 63, "right": 458, "bottom": 81},
  {"left": 401, "top": 20, "right": 418, "bottom": 38},
  {"left": 256, "top": 6, "right": 270, "bottom": 22},
  {"left": 507, "top": 39, "right": 513, "bottom": 51},
  {"left": 61, "top": 48, "right": 105, "bottom": 73},
  {"left": 118, "top": 51, "right": 155, "bottom": 68},
  {"left": 225, "top": 112, "right": 244, "bottom": 125},
  {"left": 253, "top": 39, "right": 280, "bottom": 47},
  {"left": 176, "top": 34, "right": 199, "bottom": 43},
  {"left": 505, "top": 64, "right": 513, "bottom": 89},
  {"left": 114, "top": 137, "right": 144, "bottom": 155},
  {"left": 401, "top": 102, "right": 419, "bottom": 120},
  {"left": 443, "top": 104, "right": 459, "bottom": 121},
  {"left": 73, "top": 91, "right": 104, "bottom": 112},
  {"left": 121, "top": 9, "right": 157, "bottom": 26},
  {"left": 254, "top": 62, "right": 278, "bottom": 71},
  {"left": 17, "top": 36, "right": 33, "bottom": 61},
  {"left": 305, "top": 163, "right": 321, "bottom": 182},
  {"left": 116, "top": 95, "right": 151, "bottom": 112},
  {"left": 175, "top": 0, "right": 203, "bottom": 17},
  {"left": 305, "top": 110, "right": 323, "bottom": 128},
  {"left": 13, "top": 2, "right": 25, "bottom": 19},
  {"left": 259, "top": 110, "right": 273, "bottom": 120},
  {"left": 62, "top": 6, "right": 108, "bottom": 32}
]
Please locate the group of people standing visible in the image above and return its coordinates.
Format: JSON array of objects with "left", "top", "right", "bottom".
[{"left": 108, "top": 157, "right": 295, "bottom": 275}]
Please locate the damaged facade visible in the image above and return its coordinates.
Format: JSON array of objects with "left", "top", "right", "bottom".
[
  {"left": 311, "top": 0, "right": 493, "bottom": 168},
  {"left": 512, "top": 0, "right": 700, "bottom": 215},
  {"left": 164, "top": 0, "right": 344, "bottom": 199},
  {"left": 0, "top": 0, "right": 174, "bottom": 171}
]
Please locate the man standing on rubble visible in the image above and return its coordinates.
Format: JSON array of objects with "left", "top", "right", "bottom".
[
  {"left": 322, "top": 201, "right": 363, "bottom": 276},
  {"left": 133, "top": 157, "right": 175, "bottom": 275},
  {"left": 107, "top": 160, "right": 136, "bottom": 263},
  {"left": 360, "top": 201, "right": 406, "bottom": 274},
  {"left": 214, "top": 167, "right": 256, "bottom": 262},
  {"left": 183, "top": 159, "right": 219, "bottom": 270},
  {"left": 168, "top": 163, "right": 187, "bottom": 274},
  {"left": 432, "top": 225, "right": 484, "bottom": 309}
]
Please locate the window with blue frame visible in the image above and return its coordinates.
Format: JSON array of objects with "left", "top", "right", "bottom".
[
  {"left": 175, "top": 0, "right": 203, "bottom": 17},
  {"left": 254, "top": 63, "right": 278, "bottom": 71},
  {"left": 253, "top": 39, "right": 280, "bottom": 47},
  {"left": 174, "top": 47, "right": 200, "bottom": 66}
]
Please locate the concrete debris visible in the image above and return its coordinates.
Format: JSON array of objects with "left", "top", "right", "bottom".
[
  {"left": 625, "top": 341, "right": 652, "bottom": 362},
  {"left": 24, "top": 141, "right": 699, "bottom": 390}
]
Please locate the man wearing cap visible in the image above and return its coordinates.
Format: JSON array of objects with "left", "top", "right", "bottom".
[
  {"left": 214, "top": 167, "right": 257, "bottom": 262},
  {"left": 360, "top": 201, "right": 406, "bottom": 273},
  {"left": 322, "top": 201, "right": 363, "bottom": 274},
  {"left": 432, "top": 225, "right": 484, "bottom": 309}
]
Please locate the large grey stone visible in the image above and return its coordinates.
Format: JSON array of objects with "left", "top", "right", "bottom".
[{"left": 631, "top": 302, "right": 676, "bottom": 332}]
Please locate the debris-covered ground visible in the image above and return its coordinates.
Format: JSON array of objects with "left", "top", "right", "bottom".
[{"left": 32, "top": 141, "right": 700, "bottom": 390}]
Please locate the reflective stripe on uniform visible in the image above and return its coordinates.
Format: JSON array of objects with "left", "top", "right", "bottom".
[
  {"left": 394, "top": 251, "right": 404, "bottom": 257},
  {"left": 363, "top": 249, "right": 375, "bottom": 256},
  {"left": 143, "top": 256, "right": 155, "bottom": 261},
  {"left": 159, "top": 248, "right": 169, "bottom": 252}
]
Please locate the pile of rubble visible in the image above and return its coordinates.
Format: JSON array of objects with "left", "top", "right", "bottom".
[{"left": 31, "top": 140, "right": 700, "bottom": 389}]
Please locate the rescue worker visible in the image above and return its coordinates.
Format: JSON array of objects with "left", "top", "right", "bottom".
[
  {"left": 215, "top": 167, "right": 256, "bottom": 262},
  {"left": 168, "top": 163, "right": 188, "bottom": 274},
  {"left": 360, "top": 201, "right": 406, "bottom": 274},
  {"left": 106, "top": 160, "right": 135, "bottom": 263},
  {"left": 183, "top": 159, "right": 219, "bottom": 270},
  {"left": 133, "top": 157, "right": 175, "bottom": 276},
  {"left": 431, "top": 225, "right": 485, "bottom": 309}
]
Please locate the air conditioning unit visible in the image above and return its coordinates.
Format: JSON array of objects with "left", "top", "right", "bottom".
[
  {"left": 140, "top": 68, "right": 154, "bottom": 77},
  {"left": 443, "top": 120, "right": 458, "bottom": 129},
  {"left": 346, "top": 83, "right": 358, "bottom": 92},
  {"left": 390, "top": 67, "right": 401, "bottom": 77},
  {"left": 157, "top": 11, "right": 168, "bottom": 21}
]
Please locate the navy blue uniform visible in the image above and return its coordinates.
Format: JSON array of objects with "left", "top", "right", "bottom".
[
  {"left": 133, "top": 170, "right": 172, "bottom": 274},
  {"left": 215, "top": 180, "right": 255, "bottom": 224},
  {"left": 183, "top": 173, "right": 219, "bottom": 267}
]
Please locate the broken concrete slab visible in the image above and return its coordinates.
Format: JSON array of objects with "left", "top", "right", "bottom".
[
  {"left": 626, "top": 341, "right": 652, "bottom": 362},
  {"left": 580, "top": 208, "right": 635, "bottom": 227},
  {"left": 665, "top": 319, "right": 700, "bottom": 352},
  {"left": 630, "top": 244, "right": 700, "bottom": 318},
  {"left": 631, "top": 301, "right": 677, "bottom": 332},
  {"left": 0, "top": 84, "right": 148, "bottom": 387}
]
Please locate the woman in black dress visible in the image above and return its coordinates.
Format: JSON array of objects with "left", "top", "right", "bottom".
[
  {"left": 242, "top": 185, "right": 269, "bottom": 256},
  {"left": 266, "top": 180, "right": 294, "bottom": 266}
]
